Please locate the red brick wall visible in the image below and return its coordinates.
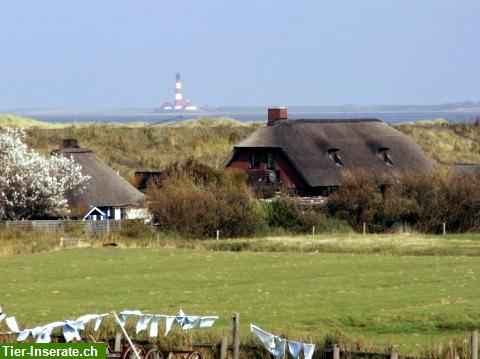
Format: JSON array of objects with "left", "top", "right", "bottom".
[{"left": 227, "top": 149, "right": 306, "bottom": 188}]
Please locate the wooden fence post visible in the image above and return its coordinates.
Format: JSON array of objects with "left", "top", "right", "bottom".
[
  {"left": 363, "top": 222, "right": 366, "bottom": 235},
  {"left": 232, "top": 313, "right": 240, "bottom": 359},
  {"left": 219, "top": 336, "right": 227, "bottom": 359},
  {"left": 390, "top": 352, "right": 398, "bottom": 359},
  {"left": 114, "top": 330, "right": 122, "bottom": 352},
  {"left": 312, "top": 226, "right": 315, "bottom": 236},
  {"left": 333, "top": 345, "right": 340, "bottom": 359},
  {"left": 443, "top": 222, "right": 446, "bottom": 235},
  {"left": 472, "top": 330, "right": 478, "bottom": 359},
  {"left": 216, "top": 230, "right": 220, "bottom": 241}
]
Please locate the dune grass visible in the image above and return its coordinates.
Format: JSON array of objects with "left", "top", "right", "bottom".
[
  {"left": 0, "top": 115, "right": 65, "bottom": 129},
  {"left": 23, "top": 117, "right": 260, "bottom": 178},
  {"left": 1, "top": 246, "right": 479, "bottom": 354},
  {"left": 396, "top": 121, "right": 480, "bottom": 168},
  {"left": 2, "top": 114, "right": 478, "bottom": 178}
]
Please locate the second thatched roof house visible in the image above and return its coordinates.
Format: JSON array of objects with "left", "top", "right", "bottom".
[
  {"left": 52, "top": 139, "right": 145, "bottom": 220},
  {"left": 224, "top": 108, "right": 433, "bottom": 196}
]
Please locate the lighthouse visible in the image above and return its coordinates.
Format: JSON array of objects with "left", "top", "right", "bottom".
[{"left": 174, "top": 72, "right": 183, "bottom": 110}]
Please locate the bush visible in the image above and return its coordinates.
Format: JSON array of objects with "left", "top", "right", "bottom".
[
  {"left": 263, "top": 195, "right": 352, "bottom": 234},
  {"left": 328, "top": 169, "right": 480, "bottom": 234},
  {"left": 398, "top": 171, "right": 480, "bottom": 233},
  {"left": 146, "top": 163, "right": 266, "bottom": 238},
  {"left": 327, "top": 170, "right": 396, "bottom": 232}
]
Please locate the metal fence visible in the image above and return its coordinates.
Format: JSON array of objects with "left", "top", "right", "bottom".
[{"left": 0, "top": 219, "right": 124, "bottom": 235}]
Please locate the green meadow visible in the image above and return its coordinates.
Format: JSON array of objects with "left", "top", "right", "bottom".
[{"left": 1, "top": 244, "right": 480, "bottom": 353}]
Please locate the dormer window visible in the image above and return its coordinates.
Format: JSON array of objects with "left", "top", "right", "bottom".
[
  {"left": 328, "top": 148, "right": 344, "bottom": 167},
  {"left": 378, "top": 147, "right": 394, "bottom": 166}
]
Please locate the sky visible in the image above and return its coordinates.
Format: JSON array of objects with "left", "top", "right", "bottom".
[{"left": 0, "top": 0, "right": 479, "bottom": 109}]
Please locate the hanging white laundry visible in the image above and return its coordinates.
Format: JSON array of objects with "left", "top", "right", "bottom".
[
  {"left": 35, "top": 321, "right": 66, "bottom": 343},
  {"left": 94, "top": 315, "right": 107, "bottom": 331},
  {"left": 36, "top": 334, "right": 51, "bottom": 343},
  {"left": 303, "top": 343, "right": 315, "bottom": 359},
  {"left": 165, "top": 316, "right": 176, "bottom": 336},
  {"left": 250, "top": 324, "right": 286, "bottom": 358},
  {"left": 288, "top": 341, "right": 303, "bottom": 359},
  {"left": 181, "top": 317, "right": 202, "bottom": 330},
  {"left": 199, "top": 316, "right": 218, "bottom": 328},
  {"left": 149, "top": 317, "right": 159, "bottom": 337},
  {"left": 17, "top": 330, "right": 30, "bottom": 342},
  {"left": 174, "top": 310, "right": 218, "bottom": 331},
  {"left": 63, "top": 322, "right": 81, "bottom": 342},
  {"left": 118, "top": 310, "right": 142, "bottom": 327},
  {"left": 0, "top": 314, "right": 6, "bottom": 323},
  {"left": 76, "top": 314, "right": 103, "bottom": 330},
  {"left": 30, "top": 326, "right": 44, "bottom": 338},
  {"left": 136, "top": 315, "right": 153, "bottom": 334},
  {"left": 6, "top": 317, "right": 20, "bottom": 333}
]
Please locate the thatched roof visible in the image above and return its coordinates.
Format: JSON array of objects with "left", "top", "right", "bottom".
[
  {"left": 52, "top": 144, "right": 145, "bottom": 208},
  {"left": 228, "top": 119, "right": 433, "bottom": 187}
]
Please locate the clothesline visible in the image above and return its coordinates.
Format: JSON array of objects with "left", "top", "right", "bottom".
[
  {"left": 250, "top": 324, "right": 315, "bottom": 359},
  {"left": 0, "top": 309, "right": 218, "bottom": 344}
]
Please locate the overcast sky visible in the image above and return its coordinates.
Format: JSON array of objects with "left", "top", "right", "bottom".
[{"left": 1, "top": 0, "right": 479, "bottom": 109}]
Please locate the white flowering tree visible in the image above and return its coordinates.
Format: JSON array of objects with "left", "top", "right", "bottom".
[{"left": 0, "top": 128, "right": 89, "bottom": 220}]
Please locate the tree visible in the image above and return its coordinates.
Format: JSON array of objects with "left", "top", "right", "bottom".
[{"left": 0, "top": 128, "right": 89, "bottom": 219}]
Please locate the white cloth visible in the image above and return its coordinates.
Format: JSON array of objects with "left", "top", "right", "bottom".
[
  {"left": 35, "top": 321, "right": 66, "bottom": 343},
  {"left": 149, "top": 317, "right": 159, "bottom": 337},
  {"left": 6, "top": 317, "right": 20, "bottom": 333},
  {"left": 303, "top": 343, "right": 315, "bottom": 359},
  {"left": 136, "top": 315, "right": 153, "bottom": 334},
  {"left": 94, "top": 315, "right": 107, "bottom": 331},
  {"left": 17, "top": 330, "right": 30, "bottom": 341},
  {"left": 62, "top": 313, "right": 107, "bottom": 342},
  {"left": 199, "top": 316, "right": 218, "bottom": 328},
  {"left": 63, "top": 321, "right": 81, "bottom": 342},
  {"left": 173, "top": 310, "right": 218, "bottom": 331},
  {"left": 288, "top": 341, "right": 303, "bottom": 359},
  {"left": 75, "top": 314, "right": 102, "bottom": 330},
  {"left": 250, "top": 324, "right": 286, "bottom": 358},
  {"left": 118, "top": 310, "right": 142, "bottom": 327},
  {"left": 181, "top": 316, "right": 202, "bottom": 330},
  {"left": 0, "top": 314, "right": 6, "bottom": 323}
]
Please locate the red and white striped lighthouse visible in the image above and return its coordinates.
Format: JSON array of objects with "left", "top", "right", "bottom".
[{"left": 174, "top": 72, "right": 184, "bottom": 110}]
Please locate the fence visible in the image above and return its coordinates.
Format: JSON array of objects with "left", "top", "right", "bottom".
[
  {"left": 0, "top": 330, "right": 479, "bottom": 359},
  {"left": 0, "top": 219, "right": 125, "bottom": 235}
]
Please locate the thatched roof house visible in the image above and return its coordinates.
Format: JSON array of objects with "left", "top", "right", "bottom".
[
  {"left": 52, "top": 139, "right": 145, "bottom": 220},
  {"left": 225, "top": 108, "right": 433, "bottom": 196}
]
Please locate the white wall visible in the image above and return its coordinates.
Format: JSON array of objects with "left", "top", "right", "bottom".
[{"left": 125, "top": 207, "right": 151, "bottom": 222}]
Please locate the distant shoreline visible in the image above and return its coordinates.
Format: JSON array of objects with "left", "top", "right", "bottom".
[{"left": 2, "top": 110, "right": 479, "bottom": 124}]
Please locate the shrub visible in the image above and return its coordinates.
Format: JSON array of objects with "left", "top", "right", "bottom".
[
  {"left": 328, "top": 169, "right": 480, "bottom": 234},
  {"left": 398, "top": 171, "right": 480, "bottom": 233},
  {"left": 327, "top": 170, "right": 396, "bottom": 232},
  {"left": 262, "top": 195, "right": 352, "bottom": 234},
  {"left": 146, "top": 163, "right": 265, "bottom": 238}
]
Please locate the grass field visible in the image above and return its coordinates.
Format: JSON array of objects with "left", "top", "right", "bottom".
[{"left": 1, "top": 244, "right": 480, "bottom": 354}]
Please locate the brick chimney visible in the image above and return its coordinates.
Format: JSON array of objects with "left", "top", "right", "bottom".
[
  {"left": 267, "top": 107, "right": 287, "bottom": 126},
  {"left": 62, "top": 139, "right": 79, "bottom": 149}
]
